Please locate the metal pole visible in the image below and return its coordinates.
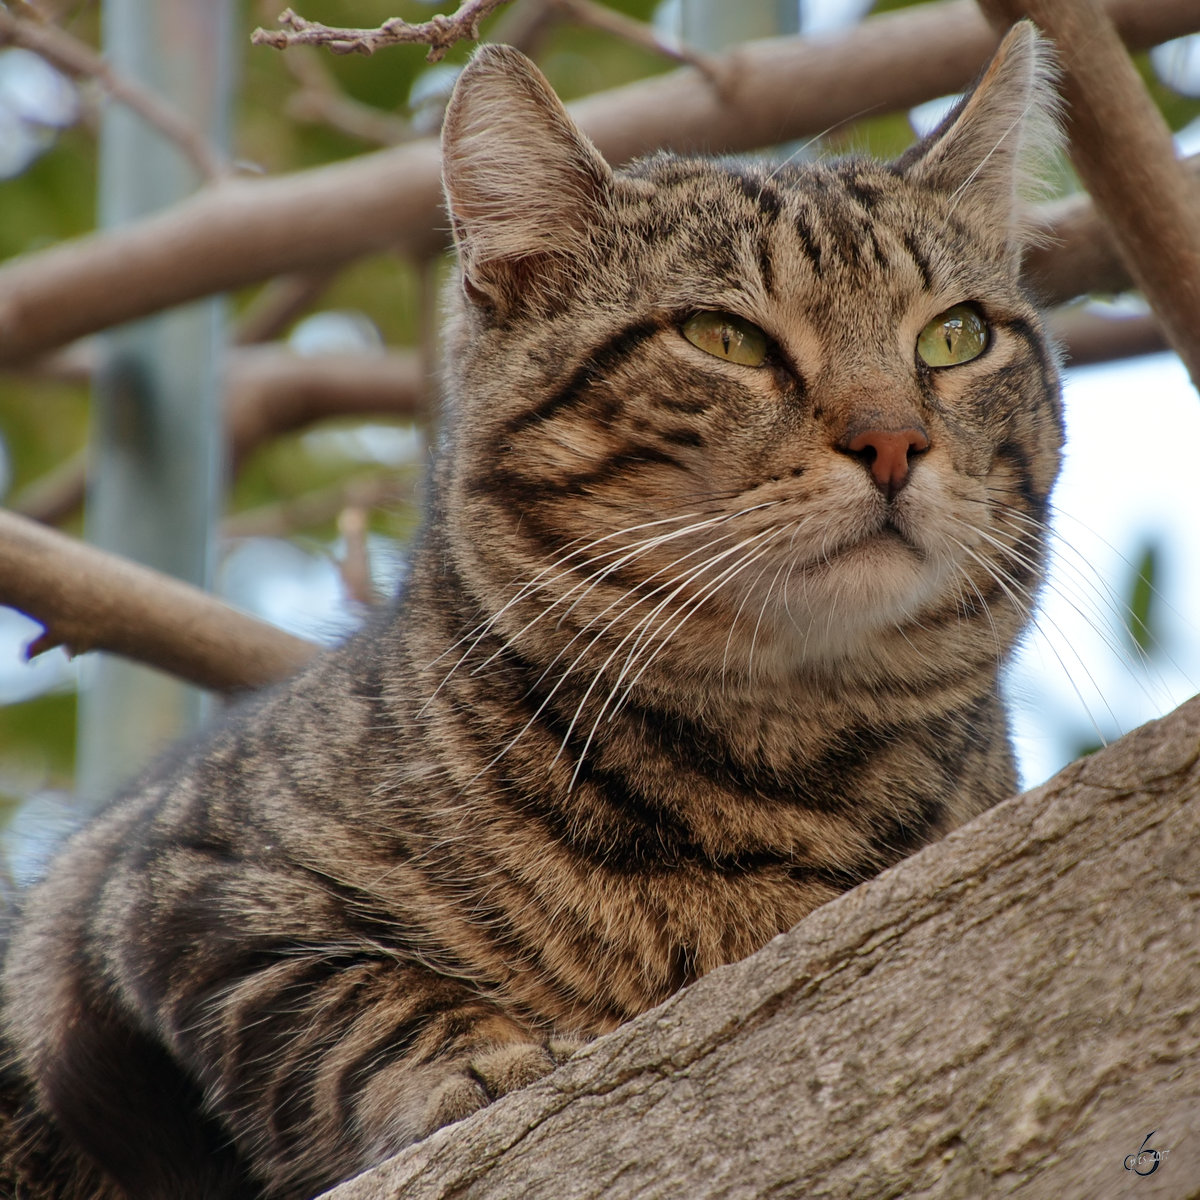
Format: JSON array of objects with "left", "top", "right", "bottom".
[
  {"left": 679, "top": 0, "right": 799, "bottom": 51},
  {"left": 78, "top": 0, "right": 232, "bottom": 803}
]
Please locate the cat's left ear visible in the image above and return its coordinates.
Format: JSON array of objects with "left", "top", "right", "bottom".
[
  {"left": 898, "top": 20, "right": 1062, "bottom": 255},
  {"left": 441, "top": 44, "right": 613, "bottom": 308}
]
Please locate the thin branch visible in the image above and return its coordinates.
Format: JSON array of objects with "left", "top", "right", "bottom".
[
  {"left": 336, "top": 505, "right": 381, "bottom": 608},
  {"left": 232, "top": 269, "right": 340, "bottom": 346},
  {"left": 7, "top": 348, "right": 427, "bottom": 525},
  {"left": 2, "top": 0, "right": 1198, "bottom": 365},
  {"left": 548, "top": 0, "right": 725, "bottom": 88},
  {"left": 980, "top": 0, "right": 1200, "bottom": 391},
  {"left": 279, "top": 46, "right": 414, "bottom": 144},
  {"left": 251, "top": 1, "right": 516, "bottom": 61},
  {"left": 1048, "top": 307, "right": 1168, "bottom": 367},
  {"left": 8, "top": 446, "right": 89, "bottom": 528},
  {"left": 225, "top": 347, "right": 427, "bottom": 468},
  {"left": 223, "top": 473, "right": 412, "bottom": 540},
  {"left": 0, "top": 508, "right": 317, "bottom": 691},
  {"left": 0, "top": 8, "right": 229, "bottom": 182},
  {"left": 5, "top": 340, "right": 96, "bottom": 384}
]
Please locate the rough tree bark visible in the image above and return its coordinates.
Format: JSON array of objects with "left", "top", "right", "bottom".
[{"left": 318, "top": 695, "right": 1200, "bottom": 1200}]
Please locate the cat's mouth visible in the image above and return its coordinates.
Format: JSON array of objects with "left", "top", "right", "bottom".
[
  {"left": 834, "top": 515, "right": 925, "bottom": 561},
  {"left": 879, "top": 516, "right": 923, "bottom": 550}
]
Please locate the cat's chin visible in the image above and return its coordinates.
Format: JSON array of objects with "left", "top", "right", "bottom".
[{"left": 757, "top": 529, "right": 954, "bottom": 666}]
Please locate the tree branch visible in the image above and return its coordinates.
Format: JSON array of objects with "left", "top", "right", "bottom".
[
  {"left": 6, "top": 348, "right": 425, "bottom": 525},
  {"left": 0, "top": 508, "right": 317, "bottom": 691},
  {"left": 251, "top": 1, "right": 517, "bottom": 61},
  {"left": 278, "top": 47, "right": 415, "bottom": 144},
  {"left": 224, "top": 347, "right": 426, "bottom": 468},
  {"left": 1, "top": 0, "right": 1196, "bottom": 366},
  {"left": 322, "top": 692, "right": 1200, "bottom": 1198},
  {"left": 1049, "top": 307, "right": 1168, "bottom": 367},
  {"left": 232, "top": 270, "right": 341, "bottom": 346},
  {"left": 5, "top": 348, "right": 424, "bottom": 525},
  {"left": 548, "top": 0, "right": 724, "bottom": 86},
  {"left": 223, "top": 473, "right": 411, "bottom": 541},
  {"left": 980, "top": 0, "right": 1200, "bottom": 391}
]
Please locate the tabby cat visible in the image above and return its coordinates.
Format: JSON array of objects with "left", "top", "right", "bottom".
[{"left": 0, "top": 21, "right": 1062, "bottom": 1200}]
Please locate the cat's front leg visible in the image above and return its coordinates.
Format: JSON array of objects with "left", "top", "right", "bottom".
[
  {"left": 357, "top": 1033, "right": 587, "bottom": 1154},
  {"left": 173, "top": 955, "right": 586, "bottom": 1197}
]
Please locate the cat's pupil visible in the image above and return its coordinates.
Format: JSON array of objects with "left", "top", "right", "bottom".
[
  {"left": 681, "top": 310, "right": 769, "bottom": 366},
  {"left": 917, "top": 304, "right": 988, "bottom": 367}
]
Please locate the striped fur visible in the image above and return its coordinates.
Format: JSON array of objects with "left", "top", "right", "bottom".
[{"left": 1, "top": 25, "right": 1062, "bottom": 1200}]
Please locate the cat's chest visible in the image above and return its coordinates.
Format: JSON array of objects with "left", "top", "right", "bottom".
[{"left": 429, "top": 843, "right": 830, "bottom": 1029}]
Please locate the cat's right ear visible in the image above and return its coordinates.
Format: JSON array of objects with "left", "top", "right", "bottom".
[
  {"left": 441, "top": 44, "right": 613, "bottom": 308},
  {"left": 896, "top": 20, "right": 1062, "bottom": 257}
]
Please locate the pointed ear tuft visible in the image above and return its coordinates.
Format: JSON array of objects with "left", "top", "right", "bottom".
[
  {"left": 441, "top": 44, "right": 613, "bottom": 305},
  {"left": 898, "top": 20, "right": 1063, "bottom": 252}
]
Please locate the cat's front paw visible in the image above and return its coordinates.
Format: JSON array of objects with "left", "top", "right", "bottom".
[{"left": 420, "top": 1036, "right": 584, "bottom": 1136}]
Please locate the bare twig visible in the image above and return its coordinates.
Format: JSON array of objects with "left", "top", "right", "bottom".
[
  {"left": 223, "top": 474, "right": 412, "bottom": 540},
  {"left": 251, "top": 1, "right": 516, "bottom": 61},
  {"left": 0, "top": 8, "right": 229, "bottom": 181},
  {"left": 549, "top": 0, "right": 725, "bottom": 88},
  {"left": 336, "top": 506, "right": 382, "bottom": 607},
  {"left": 280, "top": 46, "right": 413, "bottom": 144},
  {"left": 0, "top": 508, "right": 317, "bottom": 691},
  {"left": 487, "top": 0, "right": 560, "bottom": 56},
  {"left": 232, "top": 270, "right": 340, "bottom": 346},
  {"left": 2, "top": 0, "right": 1198, "bottom": 365},
  {"left": 980, "top": 0, "right": 1200, "bottom": 391}
]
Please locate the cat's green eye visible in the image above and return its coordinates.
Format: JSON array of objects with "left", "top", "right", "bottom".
[
  {"left": 682, "top": 311, "right": 769, "bottom": 367},
  {"left": 917, "top": 304, "right": 989, "bottom": 368}
]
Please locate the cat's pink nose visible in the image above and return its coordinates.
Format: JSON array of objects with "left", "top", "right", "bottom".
[{"left": 842, "top": 426, "right": 930, "bottom": 499}]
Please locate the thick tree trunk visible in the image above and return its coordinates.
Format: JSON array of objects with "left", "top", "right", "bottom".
[{"left": 322, "top": 695, "right": 1200, "bottom": 1200}]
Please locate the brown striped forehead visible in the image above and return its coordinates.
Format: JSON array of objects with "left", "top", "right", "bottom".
[{"left": 617, "top": 153, "right": 996, "bottom": 308}]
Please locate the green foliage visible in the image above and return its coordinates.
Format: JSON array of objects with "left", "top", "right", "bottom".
[
  {"left": 0, "top": 689, "right": 77, "bottom": 812},
  {"left": 0, "top": 379, "right": 89, "bottom": 504},
  {"left": 1133, "top": 48, "right": 1200, "bottom": 134},
  {"left": 1124, "top": 539, "right": 1161, "bottom": 658},
  {"left": 0, "top": 128, "right": 96, "bottom": 260}
]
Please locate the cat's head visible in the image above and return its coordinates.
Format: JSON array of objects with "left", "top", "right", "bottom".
[{"left": 436, "top": 24, "right": 1064, "bottom": 681}]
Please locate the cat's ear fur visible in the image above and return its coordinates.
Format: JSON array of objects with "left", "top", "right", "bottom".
[
  {"left": 898, "top": 20, "right": 1062, "bottom": 253},
  {"left": 441, "top": 44, "right": 613, "bottom": 307}
]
